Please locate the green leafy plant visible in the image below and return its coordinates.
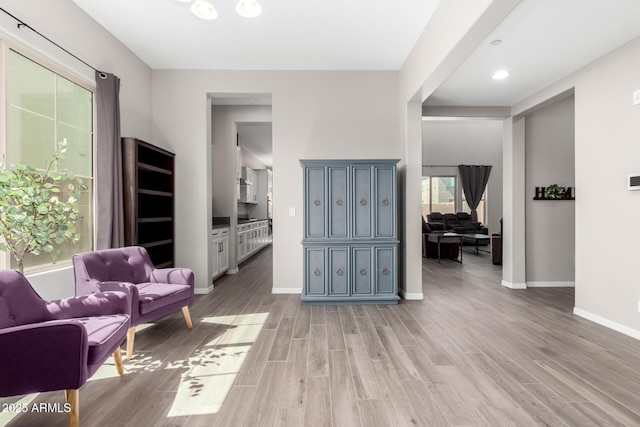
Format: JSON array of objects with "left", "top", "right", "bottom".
[
  {"left": 545, "top": 184, "right": 566, "bottom": 199},
  {"left": 0, "top": 139, "right": 88, "bottom": 274}
]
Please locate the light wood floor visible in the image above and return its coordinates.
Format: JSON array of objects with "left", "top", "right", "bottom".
[{"left": 4, "top": 247, "right": 640, "bottom": 426}]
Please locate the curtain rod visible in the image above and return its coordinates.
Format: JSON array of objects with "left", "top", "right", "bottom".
[{"left": 0, "top": 7, "right": 106, "bottom": 79}]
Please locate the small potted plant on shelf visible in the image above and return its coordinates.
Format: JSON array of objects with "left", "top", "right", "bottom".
[
  {"left": 0, "top": 139, "right": 87, "bottom": 274},
  {"left": 544, "top": 184, "right": 566, "bottom": 200}
]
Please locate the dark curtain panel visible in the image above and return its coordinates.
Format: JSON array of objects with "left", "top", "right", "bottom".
[
  {"left": 95, "top": 71, "right": 124, "bottom": 249},
  {"left": 459, "top": 165, "right": 492, "bottom": 222}
]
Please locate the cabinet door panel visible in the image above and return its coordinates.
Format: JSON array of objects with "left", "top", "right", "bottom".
[
  {"left": 352, "top": 247, "right": 372, "bottom": 295},
  {"left": 329, "top": 247, "right": 349, "bottom": 296},
  {"left": 305, "top": 167, "right": 326, "bottom": 238},
  {"left": 306, "top": 248, "right": 326, "bottom": 296},
  {"left": 374, "top": 166, "right": 395, "bottom": 238},
  {"left": 352, "top": 166, "right": 371, "bottom": 238},
  {"left": 375, "top": 247, "right": 396, "bottom": 294},
  {"left": 328, "top": 167, "right": 348, "bottom": 238}
]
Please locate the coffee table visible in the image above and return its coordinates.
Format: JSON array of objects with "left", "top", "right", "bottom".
[
  {"left": 462, "top": 233, "right": 491, "bottom": 255},
  {"left": 426, "top": 232, "right": 463, "bottom": 263}
]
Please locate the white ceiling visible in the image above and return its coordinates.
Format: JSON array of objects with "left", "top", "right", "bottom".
[
  {"left": 70, "top": 0, "right": 640, "bottom": 107},
  {"left": 425, "top": 0, "right": 640, "bottom": 107},
  {"left": 71, "top": 0, "right": 441, "bottom": 70}
]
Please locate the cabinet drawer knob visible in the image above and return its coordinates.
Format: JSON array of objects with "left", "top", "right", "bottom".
[
  {"left": 382, "top": 197, "right": 389, "bottom": 205},
  {"left": 359, "top": 198, "right": 367, "bottom": 206},
  {"left": 336, "top": 199, "right": 343, "bottom": 206},
  {"left": 336, "top": 268, "right": 343, "bottom": 276},
  {"left": 360, "top": 268, "right": 367, "bottom": 276},
  {"left": 314, "top": 198, "right": 321, "bottom": 206},
  {"left": 382, "top": 267, "right": 390, "bottom": 275},
  {"left": 313, "top": 268, "right": 321, "bottom": 276}
]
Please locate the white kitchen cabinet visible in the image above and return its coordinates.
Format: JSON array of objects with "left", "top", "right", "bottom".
[
  {"left": 237, "top": 220, "right": 270, "bottom": 264},
  {"left": 211, "top": 227, "right": 230, "bottom": 281},
  {"left": 240, "top": 167, "right": 258, "bottom": 204}
]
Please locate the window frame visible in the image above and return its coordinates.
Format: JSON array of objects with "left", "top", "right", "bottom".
[
  {"left": 422, "top": 175, "right": 458, "bottom": 215},
  {"left": 0, "top": 39, "right": 97, "bottom": 273}
]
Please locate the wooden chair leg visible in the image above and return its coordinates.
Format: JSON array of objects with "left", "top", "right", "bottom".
[
  {"left": 113, "top": 347, "right": 124, "bottom": 376},
  {"left": 126, "top": 327, "right": 136, "bottom": 360},
  {"left": 182, "top": 306, "right": 193, "bottom": 330},
  {"left": 64, "top": 389, "right": 79, "bottom": 427}
]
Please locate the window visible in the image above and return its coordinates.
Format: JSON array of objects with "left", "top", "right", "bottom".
[
  {"left": 462, "top": 189, "right": 487, "bottom": 225},
  {"left": 422, "top": 176, "right": 456, "bottom": 217},
  {"left": 4, "top": 48, "right": 94, "bottom": 271}
]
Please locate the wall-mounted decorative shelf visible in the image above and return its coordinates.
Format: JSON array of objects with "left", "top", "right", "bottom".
[{"left": 533, "top": 185, "right": 575, "bottom": 200}]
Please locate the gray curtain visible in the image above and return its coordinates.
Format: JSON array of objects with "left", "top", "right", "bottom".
[
  {"left": 459, "top": 165, "right": 492, "bottom": 222},
  {"left": 95, "top": 71, "right": 124, "bottom": 249}
]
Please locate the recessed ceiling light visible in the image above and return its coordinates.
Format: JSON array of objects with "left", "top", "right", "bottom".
[
  {"left": 490, "top": 39, "right": 502, "bottom": 47},
  {"left": 492, "top": 70, "right": 510, "bottom": 80}
]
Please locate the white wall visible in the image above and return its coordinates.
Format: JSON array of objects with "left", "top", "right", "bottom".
[
  {"left": 0, "top": 0, "right": 152, "bottom": 299},
  {"left": 152, "top": 71, "right": 399, "bottom": 294},
  {"left": 511, "top": 37, "right": 640, "bottom": 336},
  {"left": 422, "top": 119, "right": 503, "bottom": 233},
  {"left": 525, "top": 95, "right": 575, "bottom": 286}
]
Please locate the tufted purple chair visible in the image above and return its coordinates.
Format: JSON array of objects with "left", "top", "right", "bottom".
[
  {"left": 0, "top": 269, "right": 130, "bottom": 427},
  {"left": 72, "top": 246, "right": 194, "bottom": 359}
]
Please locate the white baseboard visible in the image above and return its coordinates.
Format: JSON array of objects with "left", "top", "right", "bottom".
[
  {"left": 528, "top": 281, "right": 575, "bottom": 288},
  {"left": 573, "top": 307, "right": 640, "bottom": 341},
  {"left": 400, "top": 290, "right": 424, "bottom": 300},
  {"left": 501, "top": 280, "right": 527, "bottom": 289},
  {"left": 226, "top": 268, "right": 239, "bottom": 275},
  {"left": 272, "top": 287, "right": 302, "bottom": 295},
  {"left": 194, "top": 285, "right": 214, "bottom": 295}
]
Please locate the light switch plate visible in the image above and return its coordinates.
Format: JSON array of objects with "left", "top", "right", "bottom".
[
  {"left": 289, "top": 207, "right": 295, "bottom": 217},
  {"left": 634, "top": 90, "right": 640, "bottom": 106}
]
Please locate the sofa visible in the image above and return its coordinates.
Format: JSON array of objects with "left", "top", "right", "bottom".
[{"left": 422, "top": 217, "right": 460, "bottom": 259}]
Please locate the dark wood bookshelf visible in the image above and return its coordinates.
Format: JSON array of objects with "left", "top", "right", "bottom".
[{"left": 122, "top": 137, "right": 175, "bottom": 267}]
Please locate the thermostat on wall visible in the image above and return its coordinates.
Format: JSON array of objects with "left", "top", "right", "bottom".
[{"left": 628, "top": 173, "right": 640, "bottom": 190}]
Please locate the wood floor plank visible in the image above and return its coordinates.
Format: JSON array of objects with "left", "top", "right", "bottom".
[
  {"left": 326, "top": 311, "right": 346, "bottom": 350},
  {"left": 293, "top": 304, "right": 311, "bottom": 339},
  {"left": 213, "top": 386, "right": 256, "bottom": 427},
  {"left": 355, "top": 316, "right": 389, "bottom": 360},
  {"left": 268, "top": 317, "right": 295, "bottom": 361},
  {"left": 338, "top": 305, "right": 359, "bottom": 335},
  {"left": 372, "top": 359, "right": 422, "bottom": 427},
  {"left": 401, "top": 379, "right": 449, "bottom": 427},
  {"left": 242, "top": 361, "right": 287, "bottom": 427},
  {"left": 345, "top": 334, "right": 382, "bottom": 400},
  {"left": 308, "top": 324, "right": 329, "bottom": 377},
  {"left": 357, "top": 399, "right": 392, "bottom": 427},
  {"left": 328, "top": 350, "right": 361, "bottom": 427},
  {"left": 375, "top": 326, "right": 420, "bottom": 380},
  {"left": 278, "top": 338, "right": 309, "bottom": 408},
  {"left": 303, "top": 376, "right": 332, "bottom": 427}
]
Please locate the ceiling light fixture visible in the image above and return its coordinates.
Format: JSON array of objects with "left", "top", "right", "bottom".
[
  {"left": 492, "top": 70, "right": 510, "bottom": 80},
  {"left": 236, "top": 0, "right": 262, "bottom": 18},
  {"left": 177, "top": 0, "right": 262, "bottom": 19},
  {"left": 191, "top": 0, "right": 218, "bottom": 20}
]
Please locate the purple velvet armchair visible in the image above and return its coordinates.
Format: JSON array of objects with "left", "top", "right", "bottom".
[
  {"left": 72, "top": 246, "right": 194, "bottom": 359},
  {"left": 0, "top": 269, "right": 130, "bottom": 427}
]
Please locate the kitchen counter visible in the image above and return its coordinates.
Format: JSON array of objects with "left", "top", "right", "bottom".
[
  {"left": 212, "top": 216, "right": 230, "bottom": 229},
  {"left": 238, "top": 218, "right": 268, "bottom": 225}
]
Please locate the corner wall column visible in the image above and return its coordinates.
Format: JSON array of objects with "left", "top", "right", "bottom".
[{"left": 502, "top": 116, "right": 527, "bottom": 289}]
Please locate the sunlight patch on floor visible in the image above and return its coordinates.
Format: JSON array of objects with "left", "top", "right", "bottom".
[
  {"left": 87, "top": 313, "right": 268, "bottom": 416},
  {"left": 167, "top": 312, "right": 268, "bottom": 417}
]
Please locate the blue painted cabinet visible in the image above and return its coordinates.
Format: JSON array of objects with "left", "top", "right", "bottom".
[{"left": 301, "top": 159, "right": 399, "bottom": 304}]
